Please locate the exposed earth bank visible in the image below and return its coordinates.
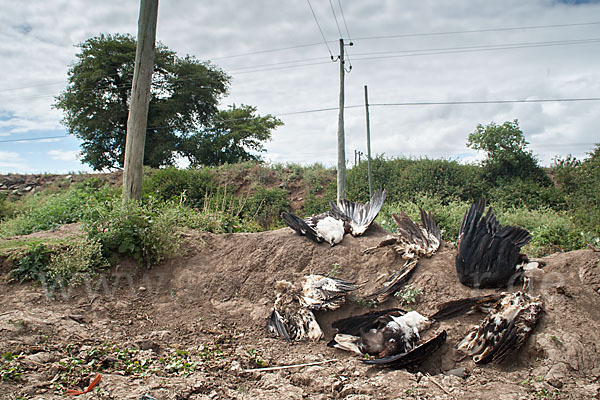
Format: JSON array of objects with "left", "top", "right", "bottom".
[{"left": 1, "top": 224, "right": 599, "bottom": 399}]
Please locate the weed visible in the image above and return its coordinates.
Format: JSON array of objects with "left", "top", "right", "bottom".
[
  {"left": 395, "top": 284, "right": 423, "bottom": 306},
  {"left": 327, "top": 262, "right": 341, "bottom": 278},
  {"left": 8, "top": 243, "right": 52, "bottom": 283},
  {"left": 550, "top": 335, "right": 563, "bottom": 346},
  {"left": 350, "top": 295, "right": 378, "bottom": 309},
  {"left": 245, "top": 348, "right": 267, "bottom": 367}
]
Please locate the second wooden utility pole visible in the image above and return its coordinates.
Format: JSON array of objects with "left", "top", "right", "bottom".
[
  {"left": 122, "top": 0, "right": 159, "bottom": 202},
  {"left": 364, "top": 85, "right": 373, "bottom": 198},
  {"left": 336, "top": 38, "right": 346, "bottom": 201}
]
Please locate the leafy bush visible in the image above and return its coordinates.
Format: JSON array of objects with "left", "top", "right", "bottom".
[
  {"left": 0, "top": 179, "right": 117, "bottom": 238},
  {"left": 83, "top": 198, "right": 181, "bottom": 266},
  {"left": 9, "top": 243, "right": 52, "bottom": 283},
  {"left": 243, "top": 184, "right": 289, "bottom": 229},
  {"left": 45, "top": 238, "right": 108, "bottom": 287},
  {"left": 346, "top": 156, "right": 486, "bottom": 204},
  {"left": 143, "top": 166, "right": 215, "bottom": 207},
  {"left": 8, "top": 239, "right": 108, "bottom": 289}
]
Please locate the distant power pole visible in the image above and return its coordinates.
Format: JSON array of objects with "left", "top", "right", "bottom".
[
  {"left": 336, "top": 38, "right": 346, "bottom": 201},
  {"left": 122, "top": 0, "right": 159, "bottom": 202},
  {"left": 364, "top": 85, "right": 373, "bottom": 198}
]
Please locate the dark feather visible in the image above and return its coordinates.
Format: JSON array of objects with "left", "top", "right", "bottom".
[
  {"left": 281, "top": 211, "right": 323, "bottom": 243},
  {"left": 362, "top": 259, "right": 419, "bottom": 303},
  {"left": 330, "top": 308, "right": 408, "bottom": 337},
  {"left": 266, "top": 309, "right": 291, "bottom": 340},
  {"left": 456, "top": 199, "right": 531, "bottom": 288},
  {"left": 430, "top": 294, "right": 504, "bottom": 321},
  {"left": 363, "top": 330, "right": 447, "bottom": 368}
]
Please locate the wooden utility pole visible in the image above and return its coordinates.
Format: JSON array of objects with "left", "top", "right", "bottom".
[
  {"left": 364, "top": 85, "right": 373, "bottom": 197},
  {"left": 122, "top": 0, "right": 159, "bottom": 202},
  {"left": 336, "top": 38, "right": 346, "bottom": 201}
]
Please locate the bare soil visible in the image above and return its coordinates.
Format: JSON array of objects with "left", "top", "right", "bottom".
[{"left": 1, "top": 224, "right": 599, "bottom": 399}]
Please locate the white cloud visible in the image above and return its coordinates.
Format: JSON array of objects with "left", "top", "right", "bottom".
[
  {"left": 0, "top": 0, "right": 599, "bottom": 173},
  {"left": 48, "top": 149, "right": 79, "bottom": 162}
]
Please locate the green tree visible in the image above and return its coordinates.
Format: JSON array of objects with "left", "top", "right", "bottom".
[
  {"left": 181, "top": 104, "right": 283, "bottom": 167},
  {"left": 467, "top": 120, "right": 550, "bottom": 185},
  {"left": 54, "top": 34, "right": 281, "bottom": 170}
]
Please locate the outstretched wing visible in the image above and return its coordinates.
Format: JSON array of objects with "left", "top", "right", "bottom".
[
  {"left": 299, "top": 275, "right": 359, "bottom": 310},
  {"left": 329, "top": 189, "right": 386, "bottom": 236},
  {"left": 392, "top": 208, "right": 441, "bottom": 257},
  {"left": 330, "top": 308, "right": 407, "bottom": 336},
  {"left": 362, "top": 259, "right": 419, "bottom": 303},
  {"left": 281, "top": 211, "right": 323, "bottom": 243},
  {"left": 430, "top": 294, "right": 504, "bottom": 321},
  {"left": 457, "top": 291, "right": 542, "bottom": 364},
  {"left": 455, "top": 200, "right": 531, "bottom": 288}
]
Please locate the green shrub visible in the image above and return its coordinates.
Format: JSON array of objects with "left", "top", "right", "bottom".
[
  {"left": 244, "top": 184, "right": 289, "bottom": 229},
  {"left": 8, "top": 239, "right": 108, "bottom": 288},
  {"left": 9, "top": 243, "right": 52, "bottom": 283},
  {"left": 45, "top": 238, "right": 108, "bottom": 287},
  {"left": 143, "top": 167, "right": 215, "bottom": 207},
  {"left": 83, "top": 199, "right": 181, "bottom": 266},
  {"left": 0, "top": 179, "right": 117, "bottom": 237}
]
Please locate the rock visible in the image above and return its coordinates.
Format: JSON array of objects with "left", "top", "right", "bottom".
[
  {"left": 24, "top": 352, "right": 57, "bottom": 365},
  {"left": 445, "top": 367, "right": 467, "bottom": 379}
]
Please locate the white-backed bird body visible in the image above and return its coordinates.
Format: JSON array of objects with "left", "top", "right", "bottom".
[
  {"left": 266, "top": 275, "right": 358, "bottom": 341},
  {"left": 328, "top": 308, "right": 446, "bottom": 367},
  {"left": 314, "top": 216, "right": 345, "bottom": 246}
]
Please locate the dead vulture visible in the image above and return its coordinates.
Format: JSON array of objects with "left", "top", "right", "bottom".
[
  {"left": 281, "top": 211, "right": 345, "bottom": 246},
  {"left": 433, "top": 291, "right": 542, "bottom": 364},
  {"left": 330, "top": 189, "right": 387, "bottom": 236},
  {"left": 328, "top": 308, "right": 447, "bottom": 368},
  {"left": 362, "top": 208, "right": 442, "bottom": 303},
  {"left": 281, "top": 189, "right": 386, "bottom": 246},
  {"left": 456, "top": 199, "right": 531, "bottom": 288},
  {"left": 266, "top": 275, "right": 358, "bottom": 341}
]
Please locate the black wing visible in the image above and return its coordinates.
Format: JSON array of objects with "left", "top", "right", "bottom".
[
  {"left": 363, "top": 330, "right": 447, "bottom": 368},
  {"left": 430, "top": 294, "right": 503, "bottom": 321},
  {"left": 330, "top": 308, "right": 407, "bottom": 336},
  {"left": 455, "top": 200, "right": 531, "bottom": 288},
  {"left": 362, "top": 259, "right": 419, "bottom": 303},
  {"left": 281, "top": 211, "right": 323, "bottom": 243}
]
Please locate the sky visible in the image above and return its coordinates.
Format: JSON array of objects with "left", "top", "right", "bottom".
[{"left": 1, "top": 0, "right": 599, "bottom": 174}]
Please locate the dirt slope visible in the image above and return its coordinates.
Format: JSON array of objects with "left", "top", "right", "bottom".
[{"left": 1, "top": 225, "right": 599, "bottom": 399}]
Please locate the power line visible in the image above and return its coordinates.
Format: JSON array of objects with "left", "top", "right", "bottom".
[
  {"left": 306, "top": 0, "right": 335, "bottom": 59},
  {"left": 0, "top": 135, "right": 70, "bottom": 143},
  {"left": 337, "top": 0, "right": 352, "bottom": 41},
  {"left": 351, "top": 38, "right": 600, "bottom": 58},
  {"left": 328, "top": 0, "right": 344, "bottom": 38},
  {"left": 352, "top": 21, "right": 600, "bottom": 41},
  {"left": 3, "top": 95, "right": 599, "bottom": 143}
]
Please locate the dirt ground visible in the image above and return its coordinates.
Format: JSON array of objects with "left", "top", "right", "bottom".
[{"left": 1, "top": 224, "right": 599, "bottom": 399}]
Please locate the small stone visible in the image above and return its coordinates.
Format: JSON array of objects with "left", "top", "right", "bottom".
[
  {"left": 548, "top": 378, "right": 563, "bottom": 389},
  {"left": 139, "top": 286, "right": 147, "bottom": 292},
  {"left": 445, "top": 367, "right": 467, "bottom": 379}
]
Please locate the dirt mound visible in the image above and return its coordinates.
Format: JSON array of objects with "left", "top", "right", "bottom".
[{"left": 1, "top": 226, "right": 599, "bottom": 399}]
